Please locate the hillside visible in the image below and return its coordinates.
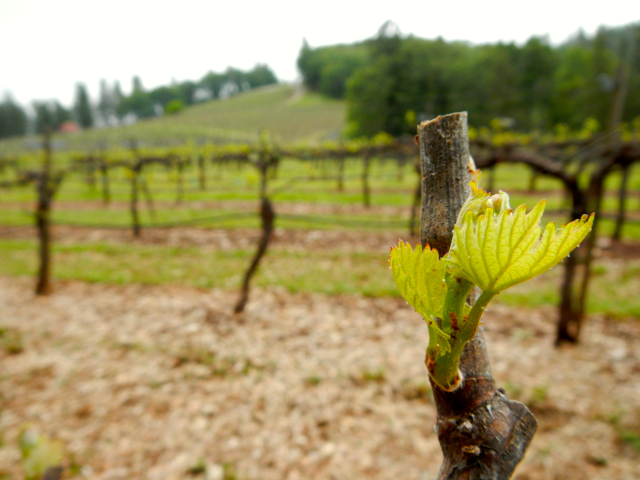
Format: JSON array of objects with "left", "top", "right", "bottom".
[{"left": 1, "top": 84, "right": 346, "bottom": 152}]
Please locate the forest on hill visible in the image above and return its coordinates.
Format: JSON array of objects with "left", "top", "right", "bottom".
[
  {"left": 0, "top": 65, "right": 278, "bottom": 139},
  {"left": 298, "top": 21, "right": 640, "bottom": 136}
]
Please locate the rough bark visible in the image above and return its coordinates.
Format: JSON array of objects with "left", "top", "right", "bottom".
[
  {"left": 418, "top": 113, "right": 537, "bottom": 479},
  {"left": 418, "top": 113, "right": 474, "bottom": 257}
]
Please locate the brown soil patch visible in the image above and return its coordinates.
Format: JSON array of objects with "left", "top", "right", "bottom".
[
  {"left": 4, "top": 224, "right": 640, "bottom": 261},
  {"left": 1, "top": 278, "right": 639, "bottom": 479},
  {"left": 0, "top": 225, "right": 417, "bottom": 254}
]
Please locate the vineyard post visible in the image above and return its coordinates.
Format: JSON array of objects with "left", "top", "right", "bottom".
[{"left": 418, "top": 113, "right": 536, "bottom": 479}]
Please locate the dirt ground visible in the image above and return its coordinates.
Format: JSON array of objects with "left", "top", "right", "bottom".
[{"left": 1, "top": 275, "right": 639, "bottom": 480}]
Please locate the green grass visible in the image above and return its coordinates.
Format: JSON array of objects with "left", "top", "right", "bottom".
[
  {"left": 0, "top": 204, "right": 409, "bottom": 231},
  {"left": 2, "top": 154, "right": 640, "bottom": 318},
  {"left": 1, "top": 238, "right": 639, "bottom": 318},
  {"left": 0, "top": 85, "right": 346, "bottom": 153},
  {"left": 0, "top": 239, "right": 396, "bottom": 296}
]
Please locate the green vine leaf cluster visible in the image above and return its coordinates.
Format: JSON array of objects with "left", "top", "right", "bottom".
[{"left": 389, "top": 181, "right": 594, "bottom": 391}]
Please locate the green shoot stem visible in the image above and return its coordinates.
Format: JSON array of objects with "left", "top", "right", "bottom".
[
  {"left": 461, "top": 290, "right": 496, "bottom": 342},
  {"left": 427, "top": 282, "right": 495, "bottom": 391}
]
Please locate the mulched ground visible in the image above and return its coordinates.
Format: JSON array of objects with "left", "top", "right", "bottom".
[{"left": 1, "top": 277, "right": 639, "bottom": 480}]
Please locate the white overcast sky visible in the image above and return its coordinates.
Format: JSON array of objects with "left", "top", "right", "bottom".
[{"left": 1, "top": 0, "right": 638, "bottom": 107}]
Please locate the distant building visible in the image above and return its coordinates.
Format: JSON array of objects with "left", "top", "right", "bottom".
[{"left": 59, "top": 121, "right": 81, "bottom": 133}]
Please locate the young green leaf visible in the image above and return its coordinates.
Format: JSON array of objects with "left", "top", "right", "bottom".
[
  {"left": 447, "top": 200, "right": 594, "bottom": 293},
  {"left": 389, "top": 241, "right": 450, "bottom": 348}
]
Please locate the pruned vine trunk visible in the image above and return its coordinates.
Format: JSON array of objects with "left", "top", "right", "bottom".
[
  {"left": 234, "top": 195, "right": 275, "bottom": 314},
  {"left": 612, "top": 163, "right": 630, "bottom": 241},
  {"left": 100, "top": 163, "right": 110, "bottom": 206},
  {"left": 35, "top": 187, "right": 52, "bottom": 296},
  {"left": 527, "top": 166, "right": 537, "bottom": 192},
  {"left": 362, "top": 154, "right": 371, "bottom": 208},
  {"left": 176, "top": 160, "right": 184, "bottom": 204},
  {"left": 140, "top": 175, "right": 157, "bottom": 221},
  {"left": 555, "top": 185, "right": 587, "bottom": 344},
  {"left": 35, "top": 129, "right": 63, "bottom": 296},
  {"left": 418, "top": 113, "right": 536, "bottom": 479},
  {"left": 556, "top": 156, "right": 616, "bottom": 344},
  {"left": 336, "top": 156, "right": 345, "bottom": 192},
  {"left": 130, "top": 165, "right": 141, "bottom": 238},
  {"left": 198, "top": 155, "right": 206, "bottom": 191},
  {"left": 234, "top": 154, "right": 277, "bottom": 314}
]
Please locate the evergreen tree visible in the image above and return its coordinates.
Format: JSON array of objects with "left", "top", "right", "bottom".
[
  {"left": 0, "top": 94, "right": 27, "bottom": 138},
  {"left": 113, "top": 81, "right": 123, "bottom": 122},
  {"left": 132, "top": 76, "right": 144, "bottom": 93},
  {"left": 245, "top": 64, "right": 278, "bottom": 89},
  {"left": 34, "top": 101, "right": 55, "bottom": 134},
  {"left": 98, "top": 78, "right": 116, "bottom": 123},
  {"left": 74, "top": 83, "right": 93, "bottom": 128},
  {"left": 118, "top": 76, "right": 155, "bottom": 119}
]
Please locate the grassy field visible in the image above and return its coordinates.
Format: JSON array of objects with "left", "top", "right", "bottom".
[
  {"left": 0, "top": 84, "right": 346, "bottom": 153},
  {"left": 1, "top": 156, "right": 640, "bottom": 318},
  {"left": 1, "top": 102, "right": 640, "bottom": 319},
  {"left": 1, "top": 235, "right": 639, "bottom": 318}
]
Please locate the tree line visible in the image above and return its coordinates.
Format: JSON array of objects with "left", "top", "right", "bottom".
[
  {"left": 298, "top": 21, "right": 640, "bottom": 137},
  {"left": 0, "top": 64, "right": 278, "bottom": 139}
]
